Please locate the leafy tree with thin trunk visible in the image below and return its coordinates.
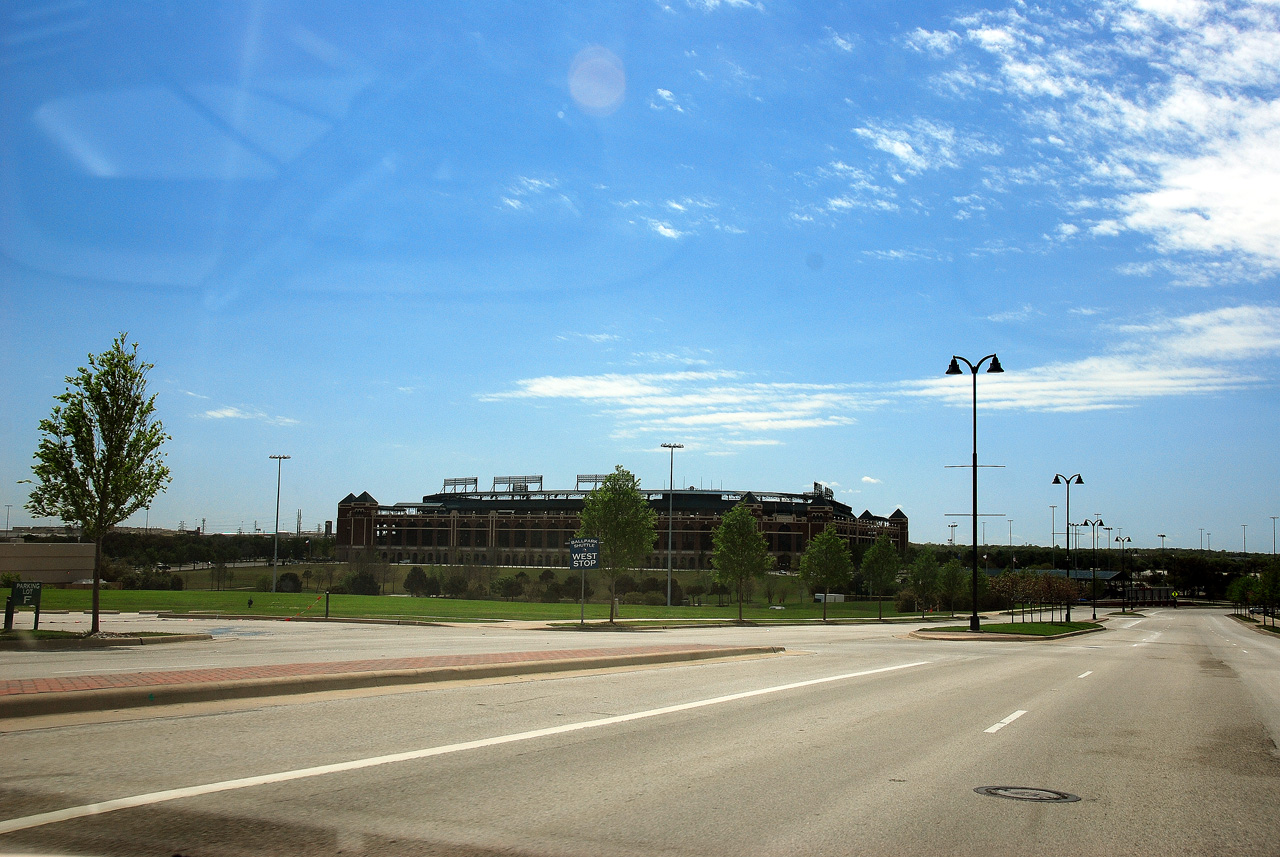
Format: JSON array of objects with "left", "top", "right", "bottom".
[
  {"left": 937, "top": 558, "right": 965, "bottom": 616},
  {"left": 860, "top": 533, "right": 900, "bottom": 621},
  {"left": 576, "top": 465, "right": 657, "bottom": 623},
  {"left": 907, "top": 552, "right": 939, "bottom": 619},
  {"left": 25, "top": 335, "right": 170, "bottom": 634},
  {"left": 711, "top": 503, "right": 774, "bottom": 622},
  {"left": 799, "top": 525, "right": 853, "bottom": 621}
]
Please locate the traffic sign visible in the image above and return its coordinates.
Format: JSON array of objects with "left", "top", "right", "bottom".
[{"left": 569, "top": 537, "right": 599, "bottom": 570}]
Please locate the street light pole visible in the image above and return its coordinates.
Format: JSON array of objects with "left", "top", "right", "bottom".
[
  {"left": 660, "top": 443, "right": 683, "bottom": 607},
  {"left": 1271, "top": 516, "right": 1277, "bottom": 554},
  {"left": 1053, "top": 473, "right": 1083, "bottom": 621},
  {"left": 1242, "top": 523, "right": 1247, "bottom": 554},
  {"left": 270, "top": 454, "right": 291, "bottom": 593},
  {"left": 946, "top": 353, "right": 1005, "bottom": 632},
  {"left": 1116, "top": 535, "right": 1131, "bottom": 612},
  {"left": 1082, "top": 518, "right": 1104, "bottom": 621},
  {"left": 1050, "top": 505, "right": 1057, "bottom": 570}
]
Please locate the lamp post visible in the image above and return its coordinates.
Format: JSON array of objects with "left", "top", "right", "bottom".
[
  {"left": 270, "top": 454, "right": 291, "bottom": 593},
  {"left": 1116, "top": 534, "right": 1131, "bottom": 612},
  {"left": 1081, "top": 518, "right": 1104, "bottom": 620},
  {"left": 949, "top": 522, "right": 957, "bottom": 546},
  {"left": 1053, "top": 473, "right": 1083, "bottom": 621},
  {"left": 1271, "top": 516, "right": 1277, "bottom": 554},
  {"left": 1242, "top": 523, "right": 1247, "bottom": 554},
  {"left": 1050, "top": 505, "right": 1057, "bottom": 570},
  {"left": 4, "top": 505, "right": 9, "bottom": 537},
  {"left": 660, "top": 443, "right": 683, "bottom": 607},
  {"left": 946, "top": 352, "right": 1004, "bottom": 632}
]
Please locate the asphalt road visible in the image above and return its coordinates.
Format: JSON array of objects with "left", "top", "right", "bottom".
[{"left": 3, "top": 609, "right": 1278, "bottom": 856}]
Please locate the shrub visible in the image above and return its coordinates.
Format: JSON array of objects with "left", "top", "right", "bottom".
[
  {"left": 404, "top": 567, "right": 430, "bottom": 596},
  {"left": 642, "top": 591, "right": 665, "bottom": 606},
  {"left": 621, "top": 591, "right": 647, "bottom": 605},
  {"left": 339, "top": 570, "right": 381, "bottom": 596},
  {"left": 1, "top": 572, "right": 20, "bottom": 588},
  {"left": 255, "top": 574, "right": 274, "bottom": 592},
  {"left": 276, "top": 572, "right": 301, "bottom": 593},
  {"left": 443, "top": 573, "right": 469, "bottom": 598},
  {"left": 895, "top": 588, "right": 917, "bottom": 613},
  {"left": 170, "top": 574, "right": 185, "bottom": 591},
  {"left": 614, "top": 574, "right": 638, "bottom": 596}
]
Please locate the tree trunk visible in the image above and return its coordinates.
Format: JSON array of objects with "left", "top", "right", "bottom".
[
  {"left": 608, "top": 579, "right": 616, "bottom": 623},
  {"left": 877, "top": 590, "right": 883, "bottom": 621},
  {"left": 91, "top": 537, "right": 102, "bottom": 635}
]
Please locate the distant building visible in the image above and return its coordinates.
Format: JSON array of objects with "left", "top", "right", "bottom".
[{"left": 337, "top": 477, "right": 907, "bottom": 571}]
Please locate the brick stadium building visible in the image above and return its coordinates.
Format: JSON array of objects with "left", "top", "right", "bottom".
[{"left": 337, "top": 475, "right": 907, "bottom": 572}]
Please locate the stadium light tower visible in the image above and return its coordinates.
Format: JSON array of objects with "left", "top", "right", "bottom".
[
  {"left": 661, "top": 443, "right": 683, "bottom": 607},
  {"left": 946, "top": 353, "right": 1004, "bottom": 632}
]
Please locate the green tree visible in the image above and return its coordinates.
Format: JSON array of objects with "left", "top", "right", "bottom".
[
  {"left": 711, "top": 503, "right": 774, "bottom": 622},
  {"left": 403, "top": 566, "right": 430, "bottom": 596},
  {"left": 937, "top": 558, "right": 965, "bottom": 616},
  {"left": 576, "top": 465, "right": 658, "bottom": 623},
  {"left": 798, "top": 525, "right": 853, "bottom": 621},
  {"left": 907, "top": 552, "right": 939, "bottom": 619},
  {"left": 861, "top": 534, "right": 900, "bottom": 621},
  {"left": 25, "top": 334, "right": 171, "bottom": 634}
]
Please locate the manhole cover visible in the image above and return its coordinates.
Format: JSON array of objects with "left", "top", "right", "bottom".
[{"left": 974, "top": 786, "right": 1080, "bottom": 803}]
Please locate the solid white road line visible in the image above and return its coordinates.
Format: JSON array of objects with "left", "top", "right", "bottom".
[
  {"left": 984, "top": 710, "right": 1028, "bottom": 733},
  {"left": 0, "top": 660, "right": 931, "bottom": 835},
  {"left": 1077, "top": 671, "right": 1093, "bottom": 678}
]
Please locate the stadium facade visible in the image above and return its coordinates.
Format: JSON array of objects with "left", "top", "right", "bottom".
[{"left": 337, "top": 475, "right": 907, "bottom": 572}]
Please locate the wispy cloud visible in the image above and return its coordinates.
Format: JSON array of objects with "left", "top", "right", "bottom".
[
  {"left": 861, "top": 476, "right": 881, "bottom": 484},
  {"left": 649, "top": 89, "right": 687, "bottom": 112},
  {"left": 939, "top": 2, "right": 1280, "bottom": 280},
  {"left": 853, "top": 118, "right": 1000, "bottom": 174},
  {"left": 483, "top": 370, "right": 883, "bottom": 442},
  {"left": 905, "top": 304, "right": 1280, "bottom": 412},
  {"left": 200, "top": 406, "right": 298, "bottom": 426}
]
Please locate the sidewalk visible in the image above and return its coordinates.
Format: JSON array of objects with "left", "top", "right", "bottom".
[{"left": 0, "top": 643, "right": 783, "bottom": 719}]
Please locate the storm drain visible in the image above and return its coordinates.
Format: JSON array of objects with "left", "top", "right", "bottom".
[{"left": 974, "top": 786, "right": 1081, "bottom": 803}]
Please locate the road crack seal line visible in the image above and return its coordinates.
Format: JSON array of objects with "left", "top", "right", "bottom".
[{"left": 0, "top": 660, "right": 931, "bottom": 836}]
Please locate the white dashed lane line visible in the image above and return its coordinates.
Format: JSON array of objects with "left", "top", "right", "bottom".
[
  {"left": 1077, "top": 671, "right": 1093, "bottom": 678},
  {"left": 984, "top": 710, "right": 1028, "bottom": 734}
]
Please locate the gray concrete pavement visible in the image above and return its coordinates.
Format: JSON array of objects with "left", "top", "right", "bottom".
[{"left": 1, "top": 609, "right": 1277, "bottom": 856}]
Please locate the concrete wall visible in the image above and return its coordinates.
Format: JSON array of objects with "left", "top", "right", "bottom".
[{"left": 0, "top": 542, "right": 96, "bottom": 585}]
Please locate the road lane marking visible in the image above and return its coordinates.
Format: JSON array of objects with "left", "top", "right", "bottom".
[
  {"left": 0, "top": 659, "right": 931, "bottom": 835},
  {"left": 1077, "top": 671, "right": 1092, "bottom": 678},
  {"left": 984, "top": 710, "right": 1028, "bottom": 733}
]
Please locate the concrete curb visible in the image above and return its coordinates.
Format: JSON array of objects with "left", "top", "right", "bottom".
[
  {"left": 908, "top": 626, "right": 1105, "bottom": 642},
  {"left": 0, "top": 633, "right": 214, "bottom": 651},
  {"left": 155, "top": 612, "right": 445, "bottom": 626},
  {"left": 0, "top": 645, "right": 783, "bottom": 719}
]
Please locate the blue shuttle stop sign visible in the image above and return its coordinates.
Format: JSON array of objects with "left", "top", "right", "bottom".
[{"left": 569, "top": 538, "right": 599, "bottom": 623}]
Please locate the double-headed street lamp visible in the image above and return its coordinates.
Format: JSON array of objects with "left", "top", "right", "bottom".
[
  {"left": 1115, "top": 534, "right": 1131, "bottom": 612},
  {"left": 946, "top": 353, "right": 1004, "bottom": 632},
  {"left": 660, "top": 443, "right": 683, "bottom": 607},
  {"left": 1081, "top": 518, "right": 1104, "bottom": 620},
  {"left": 270, "top": 454, "right": 291, "bottom": 593},
  {"left": 1053, "top": 473, "right": 1083, "bottom": 621}
]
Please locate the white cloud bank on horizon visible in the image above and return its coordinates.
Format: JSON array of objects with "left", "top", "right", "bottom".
[{"left": 486, "top": 305, "right": 1280, "bottom": 427}]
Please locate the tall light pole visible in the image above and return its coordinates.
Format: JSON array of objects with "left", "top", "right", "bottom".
[
  {"left": 270, "top": 454, "right": 291, "bottom": 593},
  {"left": 948, "top": 522, "right": 957, "bottom": 546},
  {"left": 1271, "top": 516, "right": 1277, "bottom": 554},
  {"left": 1199, "top": 528, "right": 1205, "bottom": 551},
  {"left": 1082, "top": 518, "right": 1104, "bottom": 620},
  {"left": 1050, "top": 505, "right": 1057, "bottom": 570},
  {"left": 1116, "top": 534, "right": 1131, "bottom": 612},
  {"left": 4, "top": 505, "right": 10, "bottom": 537},
  {"left": 1053, "top": 473, "right": 1083, "bottom": 621},
  {"left": 946, "top": 352, "right": 1004, "bottom": 632},
  {"left": 1242, "top": 523, "right": 1247, "bottom": 553},
  {"left": 1008, "top": 519, "right": 1013, "bottom": 547},
  {"left": 660, "top": 443, "right": 683, "bottom": 607},
  {"left": 1158, "top": 533, "right": 1166, "bottom": 550}
]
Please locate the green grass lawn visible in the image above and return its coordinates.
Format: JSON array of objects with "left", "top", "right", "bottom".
[
  {"left": 934, "top": 621, "right": 1101, "bottom": 636},
  {"left": 6, "top": 587, "right": 919, "bottom": 623}
]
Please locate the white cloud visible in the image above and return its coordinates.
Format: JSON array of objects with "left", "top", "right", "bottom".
[
  {"left": 941, "top": 2, "right": 1280, "bottom": 279},
  {"left": 906, "top": 28, "right": 960, "bottom": 55},
  {"left": 644, "top": 219, "right": 686, "bottom": 239},
  {"left": 853, "top": 118, "right": 1000, "bottom": 174},
  {"left": 649, "top": 88, "right": 687, "bottom": 112},
  {"left": 825, "top": 26, "right": 855, "bottom": 53},
  {"left": 484, "top": 370, "right": 881, "bottom": 442},
  {"left": 686, "top": 0, "right": 764, "bottom": 11},
  {"left": 987, "top": 304, "right": 1042, "bottom": 323},
  {"left": 861, "top": 476, "right": 881, "bottom": 484},
  {"left": 200, "top": 406, "right": 298, "bottom": 426},
  {"left": 904, "top": 304, "right": 1280, "bottom": 412}
]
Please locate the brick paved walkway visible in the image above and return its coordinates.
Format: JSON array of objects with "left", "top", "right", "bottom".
[{"left": 0, "top": 644, "right": 728, "bottom": 698}]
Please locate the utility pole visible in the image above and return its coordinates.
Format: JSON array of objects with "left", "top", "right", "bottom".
[{"left": 270, "top": 455, "right": 291, "bottom": 592}]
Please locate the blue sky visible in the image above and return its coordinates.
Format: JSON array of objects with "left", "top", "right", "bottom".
[{"left": 3, "top": 0, "right": 1278, "bottom": 551}]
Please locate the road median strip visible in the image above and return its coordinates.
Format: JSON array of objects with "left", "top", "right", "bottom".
[{"left": 0, "top": 645, "right": 783, "bottom": 719}]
